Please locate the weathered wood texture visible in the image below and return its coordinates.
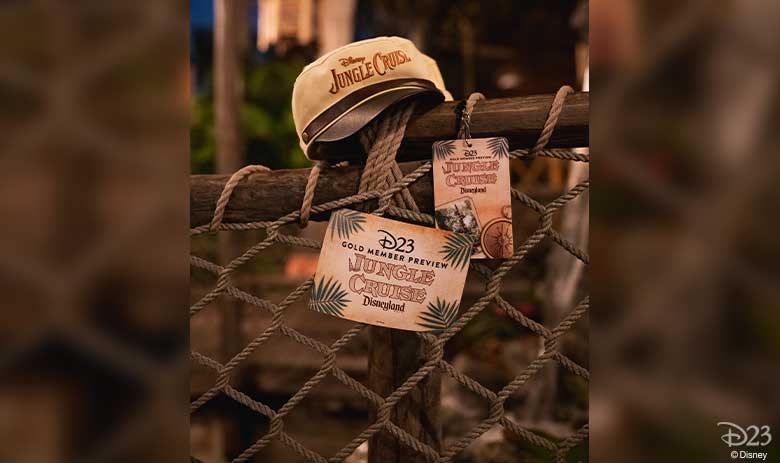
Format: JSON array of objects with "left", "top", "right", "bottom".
[
  {"left": 189, "top": 160, "right": 570, "bottom": 227},
  {"left": 191, "top": 161, "right": 432, "bottom": 227},
  {"left": 191, "top": 93, "right": 589, "bottom": 227},
  {"left": 306, "top": 92, "right": 589, "bottom": 162},
  {"left": 214, "top": 1, "right": 247, "bottom": 456},
  {"left": 368, "top": 328, "right": 440, "bottom": 463},
  {"left": 214, "top": 0, "right": 245, "bottom": 367}
]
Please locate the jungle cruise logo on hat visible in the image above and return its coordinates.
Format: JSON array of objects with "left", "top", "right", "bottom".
[
  {"left": 293, "top": 36, "right": 452, "bottom": 157},
  {"left": 329, "top": 49, "right": 413, "bottom": 94}
]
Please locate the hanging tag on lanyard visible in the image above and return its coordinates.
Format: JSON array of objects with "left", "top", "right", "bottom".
[{"left": 432, "top": 97, "right": 513, "bottom": 259}]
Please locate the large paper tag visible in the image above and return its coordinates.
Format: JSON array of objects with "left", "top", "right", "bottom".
[
  {"left": 432, "top": 137, "right": 513, "bottom": 259},
  {"left": 310, "top": 210, "right": 472, "bottom": 331}
]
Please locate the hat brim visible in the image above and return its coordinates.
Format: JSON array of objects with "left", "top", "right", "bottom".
[
  {"left": 316, "top": 86, "right": 441, "bottom": 143},
  {"left": 302, "top": 78, "right": 443, "bottom": 148}
]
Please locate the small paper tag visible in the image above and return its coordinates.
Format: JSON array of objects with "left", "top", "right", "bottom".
[
  {"left": 432, "top": 137, "right": 513, "bottom": 259},
  {"left": 310, "top": 210, "right": 472, "bottom": 331}
]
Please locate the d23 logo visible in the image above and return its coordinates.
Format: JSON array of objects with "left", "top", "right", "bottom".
[
  {"left": 377, "top": 230, "right": 414, "bottom": 254},
  {"left": 718, "top": 422, "right": 772, "bottom": 447}
]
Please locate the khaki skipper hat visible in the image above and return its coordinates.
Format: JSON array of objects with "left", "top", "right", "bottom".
[{"left": 293, "top": 36, "right": 452, "bottom": 157}]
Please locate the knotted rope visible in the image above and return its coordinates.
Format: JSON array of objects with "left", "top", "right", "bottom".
[
  {"left": 208, "top": 86, "right": 574, "bottom": 233},
  {"left": 299, "top": 161, "right": 326, "bottom": 227},
  {"left": 357, "top": 101, "right": 420, "bottom": 213},
  {"left": 299, "top": 160, "right": 348, "bottom": 227},
  {"left": 195, "top": 86, "right": 588, "bottom": 463},
  {"left": 210, "top": 164, "right": 270, "bottom": 232},
  {"left": 298, "top": 102, "right": 419, "bottom": 226},
  {"left": 293, "top": 87, "right": 571, "bottom": 228},
  {"left": 531, "top": 85, "right": 573, "bottom": 156}
]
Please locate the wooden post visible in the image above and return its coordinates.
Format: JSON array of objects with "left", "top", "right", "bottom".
[
  {"left": 214, "top": 1, "right": 246, "bottom": 458},
  {"left": 214, "top": 0, "right": 245, "bottom": 176},
  {"left": 368, "top": 328, "right": 440, "bottom": 462},
  {"left": 214, "top": 0, "right": 246, "bottom": 361}
]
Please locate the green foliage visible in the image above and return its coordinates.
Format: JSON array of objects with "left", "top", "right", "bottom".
[
  {"left": 309, "top": 276, "right": 350, "bottom": 318},
  {"left": 191, "top": 90, "right": 215, "bottom": 174},
  {"left": 330, "top": 210, "right": 366, "bottom": 240},
  {"left": 440, "top": 232, "right": 474, "bottom": 270},
  {"left": 417, "top": 297, "right": 460, "bottom": 332},
  {"left": 191, "top": 56, "right": 309, "bottom": 174}
]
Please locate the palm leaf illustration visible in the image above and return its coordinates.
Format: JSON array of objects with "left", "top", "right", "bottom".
[
  {"left": 440, "top": 232, "right": 474, "bottom": 270},
  {"left": 330, "top": 209, "right": 366, "bottom": 240},
  {"left": 487, "top": 137, "right": 509, "bottom": 159},
  {"left": 309, "top": 276, "right": 350, "bottom": 318},
  {"left": 417, "top": 297, "right": 460, "bottom": 331},
  {"left": 433, "top": 140, "right": 456, "bottom": 160}
]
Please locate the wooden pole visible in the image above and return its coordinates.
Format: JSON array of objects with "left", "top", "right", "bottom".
[
  {"left": 191, "top": 92, "right": 588, "bottom": 227},
  {"left": 305, "top": 92, "right": 588, "bottom": 162},
  {"left": 214, "top": 0, "right": 245, "bottom": 368},
  {"left": 368, "top": 328, "right": 440, "bottom": 463},
  {"left": 189, "top": 159, "right": 582, "bottom": 229},
  {"left": 190, "top": 161, "right": 431, "bottom": 227},
  {"left": 214, "top": 0, "right": 247, "bottom": 458},
  {"left": 214, "top": 0, "right": 244, "bottom": 175}
]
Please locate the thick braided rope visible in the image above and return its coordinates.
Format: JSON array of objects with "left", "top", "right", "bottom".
[
  {"left": 190, "top": 131, "right": 436, "bottom": 460},
  {"left": 210, "top": 164, "right": 270, "bottom": 231},
  {"left": 357, "top": 102, "right": 418, "bottom": 211},
  {"left": 299, "top": 160, "right": 349, "bottom": 227},
  {"left": 299, "top": 160, "right": 325, "bottom": 227},
  {"left": 512, "top": 147, "right": 589, "bottom": 162},
  {"left": 359, "top": 107, "right": 414, "bottom": 209},
  {"left": 530, "top": 85, "right": 574, "bottom": 156},
  {"left": 191, "top": 86, "right": 587, "bottom": 462},
  {"left": 556, "top": 424, "right": 589, "bottom": 462},
  {"left": 331, "top": 90, "right": 582, "bottom": 459},
  {"left": 323, "top": 102, "right": 430, "bottom": 457},
  {"left": 429, "top": 86, "right": 587, "bottom": 459}
]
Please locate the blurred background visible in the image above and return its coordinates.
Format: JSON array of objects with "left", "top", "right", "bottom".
[
  {"left": 190, "top": 0, "right": 586, "bottom": 173},
  {"left": 0, "top": 1, "right": 189, "bottom": 463},
  {"left": 590, "top": 0, "right": 780, "bottom": 461},
  {"left": 0, "top": 0, "right": 777, "bottom": 462},
  {"left": 190, "top": 1, "right": 589, "bottom": 462}
]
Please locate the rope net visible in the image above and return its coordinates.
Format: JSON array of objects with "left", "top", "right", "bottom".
[{"left": 191, "top": 86, "right": 589, "bottom": 462}]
